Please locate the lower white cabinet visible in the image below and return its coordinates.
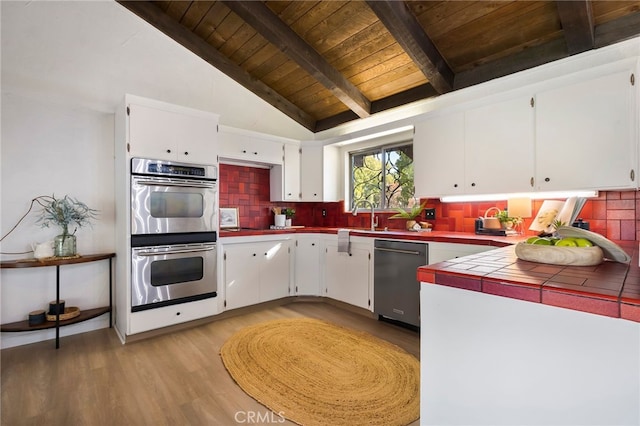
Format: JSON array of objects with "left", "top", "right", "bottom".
[
  {"left": 294, "top": 235, "right": 322, "bottom": 295},
  {"left": 428, "top": 242, "right": 495, "bottom": 265},
  {"left": 223, "top": 239, "right": 292, "bottom": 310},
  {"left": 324, "top": 241, "right": 371, "bottom": 310},
  {"left": 128, "top": 297, "right": 218, "bottom": 335}
]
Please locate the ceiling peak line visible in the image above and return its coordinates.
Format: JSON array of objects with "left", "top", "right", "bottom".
[{"left": 221, "top": 0, "right": 372, "bottom": 119}]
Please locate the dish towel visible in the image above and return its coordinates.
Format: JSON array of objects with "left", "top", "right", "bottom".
[{"left": 337, "top": 229, "right": 350, "bottom": 254}]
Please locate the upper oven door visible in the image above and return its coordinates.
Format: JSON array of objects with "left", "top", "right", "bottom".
[{"left": 131, "top": 175, "right": 217, "bottom": 235}]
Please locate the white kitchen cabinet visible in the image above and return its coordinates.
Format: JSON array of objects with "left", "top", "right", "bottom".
[
  {"left": 300, "top": 143, "right": 340, "bottom": 201},
  {"left": 535, "top": 68, "right": 637, "bottom": 191},
  {"left": 218, "top": 127, "right": 284, "bottom": 165},
  {"left": 464, "top": 95, "right": 535, "bottom": 194},
  {"left": 415, "top": 94, "right": 535, "bottom": 198},
  {"left": 127, "top": 102, "right": 218, "bottom": 163},
  {"left": 324, "top": 242, "right": 371, "bottom": 310},
  {"left": 414, "top": 111, "right": 465, "bottom": 197},
  {"left": 428, "top": 242, "right": 495, "bottom": 265},
  {"left": 223, "top": 240, "right": 291, "bottom": 310},
  {"left": 294, "top": 235, "right": 322, "bottom": 296},
  {"left": 270, "top": 143, "right": 301, "bottom": 201},
  {"left": 128, "top": 297, "right": 217, "bottom": 335}
]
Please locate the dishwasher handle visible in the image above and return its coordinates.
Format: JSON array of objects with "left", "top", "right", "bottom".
[{"left": 374, "top": 247, "right": 423, "bottom": 256}]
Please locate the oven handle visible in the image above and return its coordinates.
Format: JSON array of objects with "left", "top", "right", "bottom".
[
  {"left": 135, "top": 246, "right": 216, "bottom": 256},
  {"left": 133, "top": 178, "right": 216, "bottom": 189}
]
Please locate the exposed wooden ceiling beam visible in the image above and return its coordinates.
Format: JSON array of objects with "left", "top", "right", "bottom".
[
  {"left": 221, "top": 0, "right": 371, "bottom": 119},
  {"left": 116, "top": 1, "right": 316, "bottom": 131},
  {"left": 366, "top": 0, "right": 453, "bottom": 94},
  {"left": 595, "top": 11, "right": 640, "bottom": 48},
  {"left": 454, "top": 38, "right": 568, "bottom": 90},
  {"left": 556, "top": 0, "right": 594, "bottom": 54},
  {"left": 315, "top": 84, "right": 439, "bottom": 132}
]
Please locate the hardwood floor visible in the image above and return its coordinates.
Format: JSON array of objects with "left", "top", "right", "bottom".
[{"left": 1, "top": 301, "right": 420, "bottom": 426}]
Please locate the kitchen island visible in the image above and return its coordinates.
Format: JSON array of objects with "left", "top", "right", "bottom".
[{"left": 417, "top": 243, "right": 640, "bottom": 426}]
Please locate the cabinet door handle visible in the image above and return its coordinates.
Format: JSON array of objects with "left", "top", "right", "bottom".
[
  {"left": 453, "top": 184, "right": 458, "bottom": 188},
  {"left": 166, "top": 149, "right": 171, "bottom": 154},
  {"left": 545, "top": 177, "right": 550, "bottom": 182},
  {"left": 184, "top": 151, "right": 189, "bottom": 156},
  {"left": 242, "top": 150, "right": 247, "bottom": 153},
  {"left": 253, "top": 152, "right": 258, "bottom": 155},
  {"left": 471, "top": 182, "right": 476, "bottom": 187},
  {"left": 530, "top": 177, "right": 534, "bottom": 187}
]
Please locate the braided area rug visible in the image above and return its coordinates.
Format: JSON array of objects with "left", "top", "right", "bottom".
[{"left": 220, "top": 317, "right": 420, "bottom": 426}]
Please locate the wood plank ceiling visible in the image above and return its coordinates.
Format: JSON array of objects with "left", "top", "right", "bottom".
[{"left": 117, "top": 1, "right": 640, "bottom": 133}]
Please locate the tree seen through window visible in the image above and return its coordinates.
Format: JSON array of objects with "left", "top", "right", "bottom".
[{"left": 350, "top": 142, "right": 415, "bottom": 210}]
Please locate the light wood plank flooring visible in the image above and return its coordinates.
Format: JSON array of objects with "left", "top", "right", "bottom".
[{"left": 1, "top": 301, "right": 420, "bottom": 426}]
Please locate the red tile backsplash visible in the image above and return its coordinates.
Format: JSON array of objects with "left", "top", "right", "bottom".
[{"left": 219, "top": 164, "right": 640, "bottom": 240}]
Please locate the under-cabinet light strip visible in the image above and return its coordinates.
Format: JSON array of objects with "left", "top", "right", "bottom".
[{"left": 439, "top": 190, "right": 599, "bottom": 203}]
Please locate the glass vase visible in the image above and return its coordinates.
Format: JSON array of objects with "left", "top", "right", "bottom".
[{"left": 54, "top": 234, "right": 76, "bottom": 257}]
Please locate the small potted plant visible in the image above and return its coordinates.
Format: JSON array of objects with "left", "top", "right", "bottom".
[
  {"left": 37, "top": 195, "right": 98, "bottom": 257},
  {"left": 282, "top": 208, "right": 296, "bottom": 227},
  {"left": 390, "top": 202, "right": 427, "bottom": 230},
  {"left": 496, "top": 209, "right": 523, "bottom": 230}
]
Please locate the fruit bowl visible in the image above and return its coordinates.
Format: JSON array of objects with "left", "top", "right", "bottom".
[{"left": 515, "top": 242, "right": 604, "bottom": 266}]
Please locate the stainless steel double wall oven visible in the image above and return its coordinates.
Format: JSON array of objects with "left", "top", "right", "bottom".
[{"left": 130, "top": 158, "right": 218, "bottom": 312}]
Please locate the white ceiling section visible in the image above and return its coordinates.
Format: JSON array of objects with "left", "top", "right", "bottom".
[{"left": 0, "top": 0, "right": 314, "bottom": 140}]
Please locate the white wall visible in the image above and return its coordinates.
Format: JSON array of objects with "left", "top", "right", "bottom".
[
  {"left": 0, "top": 0, "right": 312, "bottom": 348},
  {"left": 420, "top": 284, "right": 640, "bottom": 426}
]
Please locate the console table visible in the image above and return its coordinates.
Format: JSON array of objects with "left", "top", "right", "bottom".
[{"left": 1, "top": 253, "right": 115, "bottom": 348}]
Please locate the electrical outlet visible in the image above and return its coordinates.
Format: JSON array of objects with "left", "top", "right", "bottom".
[
  {"left": 322, "top": 209, "right": 327, "bottom": 217},
  {"left": 424, "top": 208, "right": 436, "bottom": 220}
]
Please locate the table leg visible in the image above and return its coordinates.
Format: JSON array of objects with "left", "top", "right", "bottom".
[
  {"left": 109, "top": 258, "right": 112, "bottom": 328},
  {"left": 55, "top": 265, "right": 60, "bottom": 349}
]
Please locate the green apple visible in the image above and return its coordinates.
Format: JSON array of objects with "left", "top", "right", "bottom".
[
  {"left": 531, "top": 238, "right": 553, "bottom": 245},
  {"left": 555, "top": 238, "right": 578, "bottom": 247},
  {"left": 574, "top": 238, "right": 594, "bottom": 247}
]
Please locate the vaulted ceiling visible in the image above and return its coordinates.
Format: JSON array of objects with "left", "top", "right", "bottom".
[{"left": 117, "top": 1, "right": 640, "bottom": 133}]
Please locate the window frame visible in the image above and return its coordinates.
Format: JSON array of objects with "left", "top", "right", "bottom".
[{"left": 348, "top": 139, "right": 414, "bottom": 212}]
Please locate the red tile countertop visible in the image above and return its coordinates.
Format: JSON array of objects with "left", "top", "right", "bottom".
[
  {"left": 417, "top": 241, "right": 640, "bottom": 323},
  {"left": 219, "top": 226, "right": 640, "bottom": 321},
  {"left": 219, "top": 227, "right": 520, "bottom": 247}
]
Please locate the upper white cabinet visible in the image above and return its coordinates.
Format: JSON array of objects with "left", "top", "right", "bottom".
[
  {"left": 414, "top": 112, "right": 465, "bottom": 197},
  {"left": 535, "top": 69, "right": 637, "bottom": 191},
  {"left": 127, "top": 101, "right": 218, "bottom": 163},
  {"left": 300, "top": 143, "right": 340, "bottom": 202},
  {"left": 270, "top": 143, "right": 301, "bottom": 201},
  {"left": 464, "top": 95, "right": 535, "bottom": 194},
  {"left": 415, "top": 61, "right": 638, "bottom": 197},
  {"left": 415, "top": 95, "right": 534, "bottom": 198},
  {"left": 218, "top": 127, "right": 284, "bottom": 165}
]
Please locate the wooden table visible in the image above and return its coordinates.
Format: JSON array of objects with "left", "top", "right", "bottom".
[{"left": 1, "top": 253, "right": 115, "bottom": 348}]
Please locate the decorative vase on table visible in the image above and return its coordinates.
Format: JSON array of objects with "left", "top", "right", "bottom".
[{"left": 54, "top": 227, "right": 76, "bottom": 257}]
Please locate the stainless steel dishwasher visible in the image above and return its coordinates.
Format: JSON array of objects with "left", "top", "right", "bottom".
[{"left": 374, "top": 239, "right": 428, "bottom": 328}]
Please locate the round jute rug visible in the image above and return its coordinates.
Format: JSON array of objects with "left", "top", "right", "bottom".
[{"left": 220, "top": 317, "right": 420, "bottom": 426}]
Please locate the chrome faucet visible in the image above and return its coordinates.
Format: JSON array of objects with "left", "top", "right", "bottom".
[{"left": 351, "top": 200, "right": 378, "bottom": 231}]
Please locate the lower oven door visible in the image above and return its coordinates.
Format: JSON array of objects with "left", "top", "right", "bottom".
[{"left": 131, "top": 243, "right": 217, "bottom": 311}]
